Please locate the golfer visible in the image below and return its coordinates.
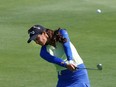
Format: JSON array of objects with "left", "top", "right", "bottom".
[{"left": 27, "top": 24, "right": 90, "bottom": 87}]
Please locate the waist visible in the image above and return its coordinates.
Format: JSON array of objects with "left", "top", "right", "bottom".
[
  {"left": 57, "top": 64, "right": 90, "bottom": 83},
  {"left": 58, "top": 63, "right": 87, "bottom": 75}
]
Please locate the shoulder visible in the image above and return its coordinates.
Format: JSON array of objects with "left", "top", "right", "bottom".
[
  {"left": 40, "top": 45, "right": 48, "bottom": 57},
  {"left": 40, "top": 45, "right": 47, "bottom": 51},
  {"left": 40, "top": 45, "right": 46, "bottom": 53},
  {"left": 59, "top": 29, "right": 68, "bottom": 35}
]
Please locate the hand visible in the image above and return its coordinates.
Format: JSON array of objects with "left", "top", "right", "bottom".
[{"left": 66, "top": 64, "right": 76, "bottom": 71}]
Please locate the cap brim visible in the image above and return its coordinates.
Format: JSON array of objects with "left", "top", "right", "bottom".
[{"left": 27, "top": 34, "right": 38, "bottom": 43}]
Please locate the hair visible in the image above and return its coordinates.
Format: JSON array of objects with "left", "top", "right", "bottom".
[{"left": 45, "top": 28, "right": 67, "bottom": 46}]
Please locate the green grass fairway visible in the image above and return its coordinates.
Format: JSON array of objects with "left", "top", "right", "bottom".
[{"left": 0, "top": 0, "right": 116, "bottom": 87}]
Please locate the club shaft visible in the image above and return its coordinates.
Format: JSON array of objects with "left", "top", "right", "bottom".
[{"left": 77, "top": 67, "right": 98, "bottom": 70}]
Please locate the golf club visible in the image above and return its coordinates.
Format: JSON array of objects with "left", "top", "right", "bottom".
[{"left": 76, "top": 64, "right": 102, "bottom": 70}]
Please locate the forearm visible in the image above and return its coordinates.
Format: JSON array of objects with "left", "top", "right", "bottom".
[{"left": 40, "top": 46, "right": 67, "bottom": 67}]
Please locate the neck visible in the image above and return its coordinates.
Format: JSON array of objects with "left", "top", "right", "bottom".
[
  {"left": 45, "top": 29, "right": 56, "bottom": 47},
  {"left": 46, "top": 38, "right": 56, "bottom": 47}
]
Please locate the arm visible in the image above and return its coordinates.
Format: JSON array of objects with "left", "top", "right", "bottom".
[
  {"left": 40, "top": 46, "right": 67, "bottom": 67},
  {"left": 59, "top": 29, "right": 73, "bottom": 61},
  {"left": 60, "top": 29, "right": 77, "bottom": 71},
  {"left": 40, "top": 45, "right": 76, "bottom": 71}
]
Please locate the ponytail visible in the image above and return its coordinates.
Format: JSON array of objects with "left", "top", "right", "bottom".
[{"left": 46, "top": 28, "right": 67, "bottom": 46}]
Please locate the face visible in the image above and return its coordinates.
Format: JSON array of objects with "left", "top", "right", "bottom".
[{"left": 34, "top": 32, "right": 48, "bottom": 46}]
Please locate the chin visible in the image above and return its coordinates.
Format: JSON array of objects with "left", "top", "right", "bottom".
[{"left": 40, "top": 43, "right": 46, "bottom": 46}]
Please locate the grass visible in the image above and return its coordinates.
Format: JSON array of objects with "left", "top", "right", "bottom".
[{"left": 0, "top": 0, "right": 116, "bottom": 87}]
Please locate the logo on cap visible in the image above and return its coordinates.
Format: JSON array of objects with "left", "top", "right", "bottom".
[{"left": 29, "top": 31, "right": 35, "bottom": 35}]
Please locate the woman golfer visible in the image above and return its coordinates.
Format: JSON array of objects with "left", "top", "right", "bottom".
[{"left": 27, "top": 24, "right": 90, "bottom": 87}]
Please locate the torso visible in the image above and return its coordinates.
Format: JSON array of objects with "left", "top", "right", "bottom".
[{"left": 46, "top": 42, "right": 83, "bottom": 71}]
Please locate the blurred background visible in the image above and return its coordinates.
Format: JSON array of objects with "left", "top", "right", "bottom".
[{"left": 0, "top": 0, "right": 116, "bottom": 87}]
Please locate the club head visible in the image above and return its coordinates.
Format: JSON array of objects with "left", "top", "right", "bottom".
[{"left": 97, "top": 64, "right": 102, "bottom": 70}]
